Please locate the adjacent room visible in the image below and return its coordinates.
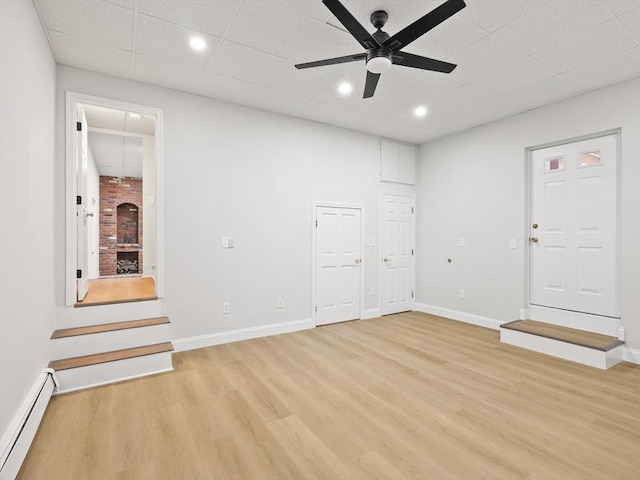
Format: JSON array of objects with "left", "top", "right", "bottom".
[{"left": 1, "top": 0, "right": 639, "bottom": 479}]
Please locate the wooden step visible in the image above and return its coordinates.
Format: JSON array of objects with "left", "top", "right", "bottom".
[
  {"left": 501, "top": 320, "right": 623, "bottom": 351},
  {"left": 48, "top": 342, "right": 174, "bottom": 371},
  {"left": 51, "top": 316, "right": 169, "bottom": 339}
]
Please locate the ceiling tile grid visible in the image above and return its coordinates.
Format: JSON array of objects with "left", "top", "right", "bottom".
[{"left": 33, "top": 0, "right": 640, "bottom": 144}]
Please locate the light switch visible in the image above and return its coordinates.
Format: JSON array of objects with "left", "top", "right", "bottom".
[
  {"left": 371, "top": 237, "right": 376, "bottom": 246},
  {"left": 509, "top": 238, "right": 517, "bottom": 249},
  {"left": 458, "top": 237, "right": 465, "bottom": 247},
  {"left": 365, "top": 237, "right": 371, "bottom": 247},
  {"left": 228, "top": 237, "right": 235, "bottom": 248},
  {"left": 222, "top": 237, "right": 229, "bottom": 248}
]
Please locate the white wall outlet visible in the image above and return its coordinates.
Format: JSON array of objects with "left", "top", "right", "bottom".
[
  {"left": 458, "top": 237, "right": 465, "bottom": 247},
  {"left": 222, "top": 237, "right": 229, "bottom": 248},
  {"left": 509, "top": 238, "right": 517, "bottom": 249},
  {"left": 276, "top": 298, "right": 284, "bottom": 309},
  {"left": 459, "top": 289, "right": 465, "bottom": 299},
  {"left": 227, "top": 237, "right": 235, "bottom": 248},
  {"left": 222, "top": 302, "right": 230, "bottom": 314},
  {"left": 370, "top": 286, "right": 376, "bottom": 296}
]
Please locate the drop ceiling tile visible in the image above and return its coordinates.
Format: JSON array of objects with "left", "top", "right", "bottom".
[
  {"left": 531, "top": 19, "right": 636, "bottom": 74},
  {"left": 618, "top": 8, "right": 640, "bottom": 42},
  {"left": 225, "top": 0, "right": 321, "bottom": 58},
  {"left": 407, "top": 17, "right": 488, "bottom": 60},
  {"left": 493, "top": 0, "right": 611, "bottom": 56},
  {"left": 560, "top": 46, "right": 640, "bottom": 92},
  {"left": 391, "top": 70, "right": 464, "bottom": 103},
  {"left": 427, "top": 83, "right": 492, "bottom": 115},
  {"left": 598, "top": 0, "right": 640, "bottom": 17},
  {"left": 197, "top": 73, "right": 307, "bottom": 115},
  {"left": 48, "top": 31, "right": 132, "bottom": 78},
  {"left": 459, "top": 0, "right": 549, "bottom": 33},
  {"left": 373, "top": 65, "right": 421, "bottom": 95},
  {"left": 133, "top": 54, "right": 202, "bottom": 93},
  {"left": 291, "top": 100, "right": 360, "bottom": 126},
  {"left": 138, "top": 0, "right": 238, "bottom": 38},
  {"left": 104, "top": 0, "right": 134, "bottom": 10},
  {"left": 313, "top": 78, "right": 367, "bottom": 110},
  {"left": 135, "top": 14, "right": 218, "bottom": 70},
  {"left": 499, "top": 76, "right": 582, "bottom": 112},
  {"left": 208, "top": 41, "right": 287, "bottom": 85},
  {"left": 266, "top": 62, "right": 339, "bottom": 98},
  {"left": 471, "top": 57, "right": 555, "bottom": 97},
  {"left": 272, "top": 0, "right": 332, "bottom": 21},
  {"left": 448, "top": 35, "right": 526, "bottom": 84},
  {"left": 34, "top": 0, "right": 134, "bottom": 50}
]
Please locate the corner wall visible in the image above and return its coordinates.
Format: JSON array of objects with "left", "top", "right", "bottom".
[
  {"left": 415, "top": 77, "right": 640, "bottom": 352},
  {"left": 0, "top": 0, "right": 57, "bottom": 439}
]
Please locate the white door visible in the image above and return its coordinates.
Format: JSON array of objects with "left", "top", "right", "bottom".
[
  {"left": 382, "top": 194, "right": 414, "bottom": 315},
  {"left": 530, "top": 134, "right": 618, "bottom": 317},
  {"left": 76, "top": 107, "right": 89, "bottom": 301},
  {"left": 315, "top": 206, "right": 362, "bottom": 325}
]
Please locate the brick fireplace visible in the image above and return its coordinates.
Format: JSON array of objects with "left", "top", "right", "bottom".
[{"left": 99, "top": 176, "right": 143, "bottom": 276}]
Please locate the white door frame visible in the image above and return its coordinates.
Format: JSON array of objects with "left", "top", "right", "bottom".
[
  {"left": 311, "top": 201, "right": 365, "bottom": 325},
  {"left": 379, "top": 191, "right": 416, "bottom": 315},
  {"left": 65, "top": 91, "right": 165, "bottom": 306},
  {"left": 523, "top": 129, "right": 621, "bottom": 331}
]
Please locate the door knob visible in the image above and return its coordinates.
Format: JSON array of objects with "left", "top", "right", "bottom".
[
  {"left": 530, "top": 237, "right": 539, "bottom": 243},
  {"left": 383, "top": 257, "right": 389, "bottom": 262},
  {"left": 86, "top": 212, "right": 94, "bottom": 217},
  {"left": 355, "top": 258, "right": 361, "bottom": 264},
  {"left": 532, "top": 223, "right": 538, "bottom": 229}
]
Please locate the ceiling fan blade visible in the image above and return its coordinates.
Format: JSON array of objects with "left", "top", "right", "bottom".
[
  {"left": 295, "top": 53, "right": 366, "bottom": 69},
  {"left": 383, "top": 0, "right": 466, "bottom": 52},
  {"left": 363, "top": 71, "right": 380, "bottom": 98},
  {"left": 322, "top": 0, "right": 380, "bottom": 50},
  {"left": 393, "top": 52, "right": 457, "bottom": 73}
]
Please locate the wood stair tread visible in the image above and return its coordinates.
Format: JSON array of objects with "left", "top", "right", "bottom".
[
  {"left": 51, "top": 316, "right": 169, "bottom": 339},
  {"left": 48, "top": 342, "right": 174, "bottom": 371},
  {"left": 500, "top": 320, "right": 623, "bottom": 352}
]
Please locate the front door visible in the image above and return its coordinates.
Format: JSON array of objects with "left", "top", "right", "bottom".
[
  {"left": 530, "top": 133, "right": 618, "bottom": 317},
  {"left": 76, "top": 107, "right": 89, "bottom": 301},
  {"left": 315, "top": 206, "right": 362, "bottom": 325},
  {"left": 382, "top": 194, "right": 414, "bottom": 315}
]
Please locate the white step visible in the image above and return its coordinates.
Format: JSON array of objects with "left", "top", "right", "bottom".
[
  {"left": 54, "top": 299, "right": 162, "bottom": 329},
  {"left": 50, "top": 322, "right": 169, "bottom": 360},
  {"left": 500, "top": 320, "right": 624, "bottom": 370}
]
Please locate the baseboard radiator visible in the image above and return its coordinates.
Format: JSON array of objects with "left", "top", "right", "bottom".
[{"left": 0, "top": 369, "right": 58, "bottom": 480}]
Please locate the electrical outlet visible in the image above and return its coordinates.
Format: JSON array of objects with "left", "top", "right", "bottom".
[
  {"left": 222, "top": 302, "right": 230, "bottom": 314},
  {"left": 459, "top": 290, "right": 465, "bottom": 299},
  {"left": 276, "top": 298, "right": 284, "bottom": 309},
  {"left": 370, "top": 286, "right": 376, "bottom": 296}
]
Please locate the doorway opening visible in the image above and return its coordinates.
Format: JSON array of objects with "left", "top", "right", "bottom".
[{"left": 66, "top": 93, "right": 164, "bottom": 307}]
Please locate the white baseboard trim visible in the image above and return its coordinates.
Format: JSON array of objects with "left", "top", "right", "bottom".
[
  {"left": 623, "top": 347, "right": 640, "bottom": 365},
  {"left": 173, "top": 318, "right": 315, "bottom": 352},
  {"left": 361, "top": 308, "right": 381, "bottom": 320},
  {"left": 414, "top": 303, "right": 502, "bottom": 330}
]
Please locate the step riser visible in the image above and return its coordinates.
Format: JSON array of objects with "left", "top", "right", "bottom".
[
  {"left": 54, "top": 300, "right": 163, "bottom": 329},
  {"left": 527, "top": 305, "right": 619, "bottom": 337},
  {"left": 50, "top": 324, "right": 169, "bottom": 360},
  {"left": 501, "top": 329, "right": 624, "bottom": 370},
  {"left": 54, "top": 352, "right": 173, "bottom": 393}
]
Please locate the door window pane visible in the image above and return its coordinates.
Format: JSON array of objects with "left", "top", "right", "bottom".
[
  {"left": 579, "top": 150, "right": 601, "bottom": 167},
  {"left": 545, "top": 156, "right": 565, "bottom": 173}
]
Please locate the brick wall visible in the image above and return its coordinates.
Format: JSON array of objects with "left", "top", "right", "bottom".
[{"left": 99, "top": 176, "right": 143, "bottom": 276}]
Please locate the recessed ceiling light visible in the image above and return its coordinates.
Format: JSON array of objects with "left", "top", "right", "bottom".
[
  {"left": 128, "top": 112, "right": 141, "bottom": 120},
  {"left": 414, "top": 105, "right": 428, "bottom": 117},
  {"left": 189, "top": 36, "right": 206, "bottom": 52},
  {"left": 338, "top": 81, "right": 353, "bottom": 95}
]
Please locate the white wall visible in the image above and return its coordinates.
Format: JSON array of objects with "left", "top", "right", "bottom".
[
  {"left": 416, "top": 77, "right": 640, "bottom": 351},
  {"left": 55, "top": 66, "right": 409, "bottom": 340},
  {"left": 87, "top": 146, "right": 100, "bottom": 279},
  {"left": 0, "top": 0, "right": 56, "bottom": 440}
]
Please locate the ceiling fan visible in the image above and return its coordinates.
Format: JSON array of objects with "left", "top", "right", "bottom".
[{"left": 295, "top": 0, "right": 466, "bottom": 98}]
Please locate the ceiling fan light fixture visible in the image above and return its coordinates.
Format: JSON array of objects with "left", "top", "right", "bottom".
[{"left": 366, "top": 56, "right": 392, "bottom": 74}]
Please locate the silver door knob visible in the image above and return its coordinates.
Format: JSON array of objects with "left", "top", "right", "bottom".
[
  {"left": 530, "top": 237, "right": 539, "bottom": 243},
  {"left": 355, "top": 258, "right": 361, "bottom": 264},
  {"left": 383, "top": 257, "right": 389, "bottom": 262}
]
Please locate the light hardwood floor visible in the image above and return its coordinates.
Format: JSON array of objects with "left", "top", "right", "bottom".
[
  {"left": 76, "top": 276, "right": 156, "bottom": 307},
  {"left": 20, "top": 312, "right": 640, "bottom": 479}
]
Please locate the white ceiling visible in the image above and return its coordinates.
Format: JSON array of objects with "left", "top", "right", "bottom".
[
  {"left": 88, "top": 131, "right": 144, "bottom": 178},
  {"left": 35, "top": 0, "right": 640, "bottom": 144},
  {"left": 82, "top": 103, "right": 156, "bottom": 135}
]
